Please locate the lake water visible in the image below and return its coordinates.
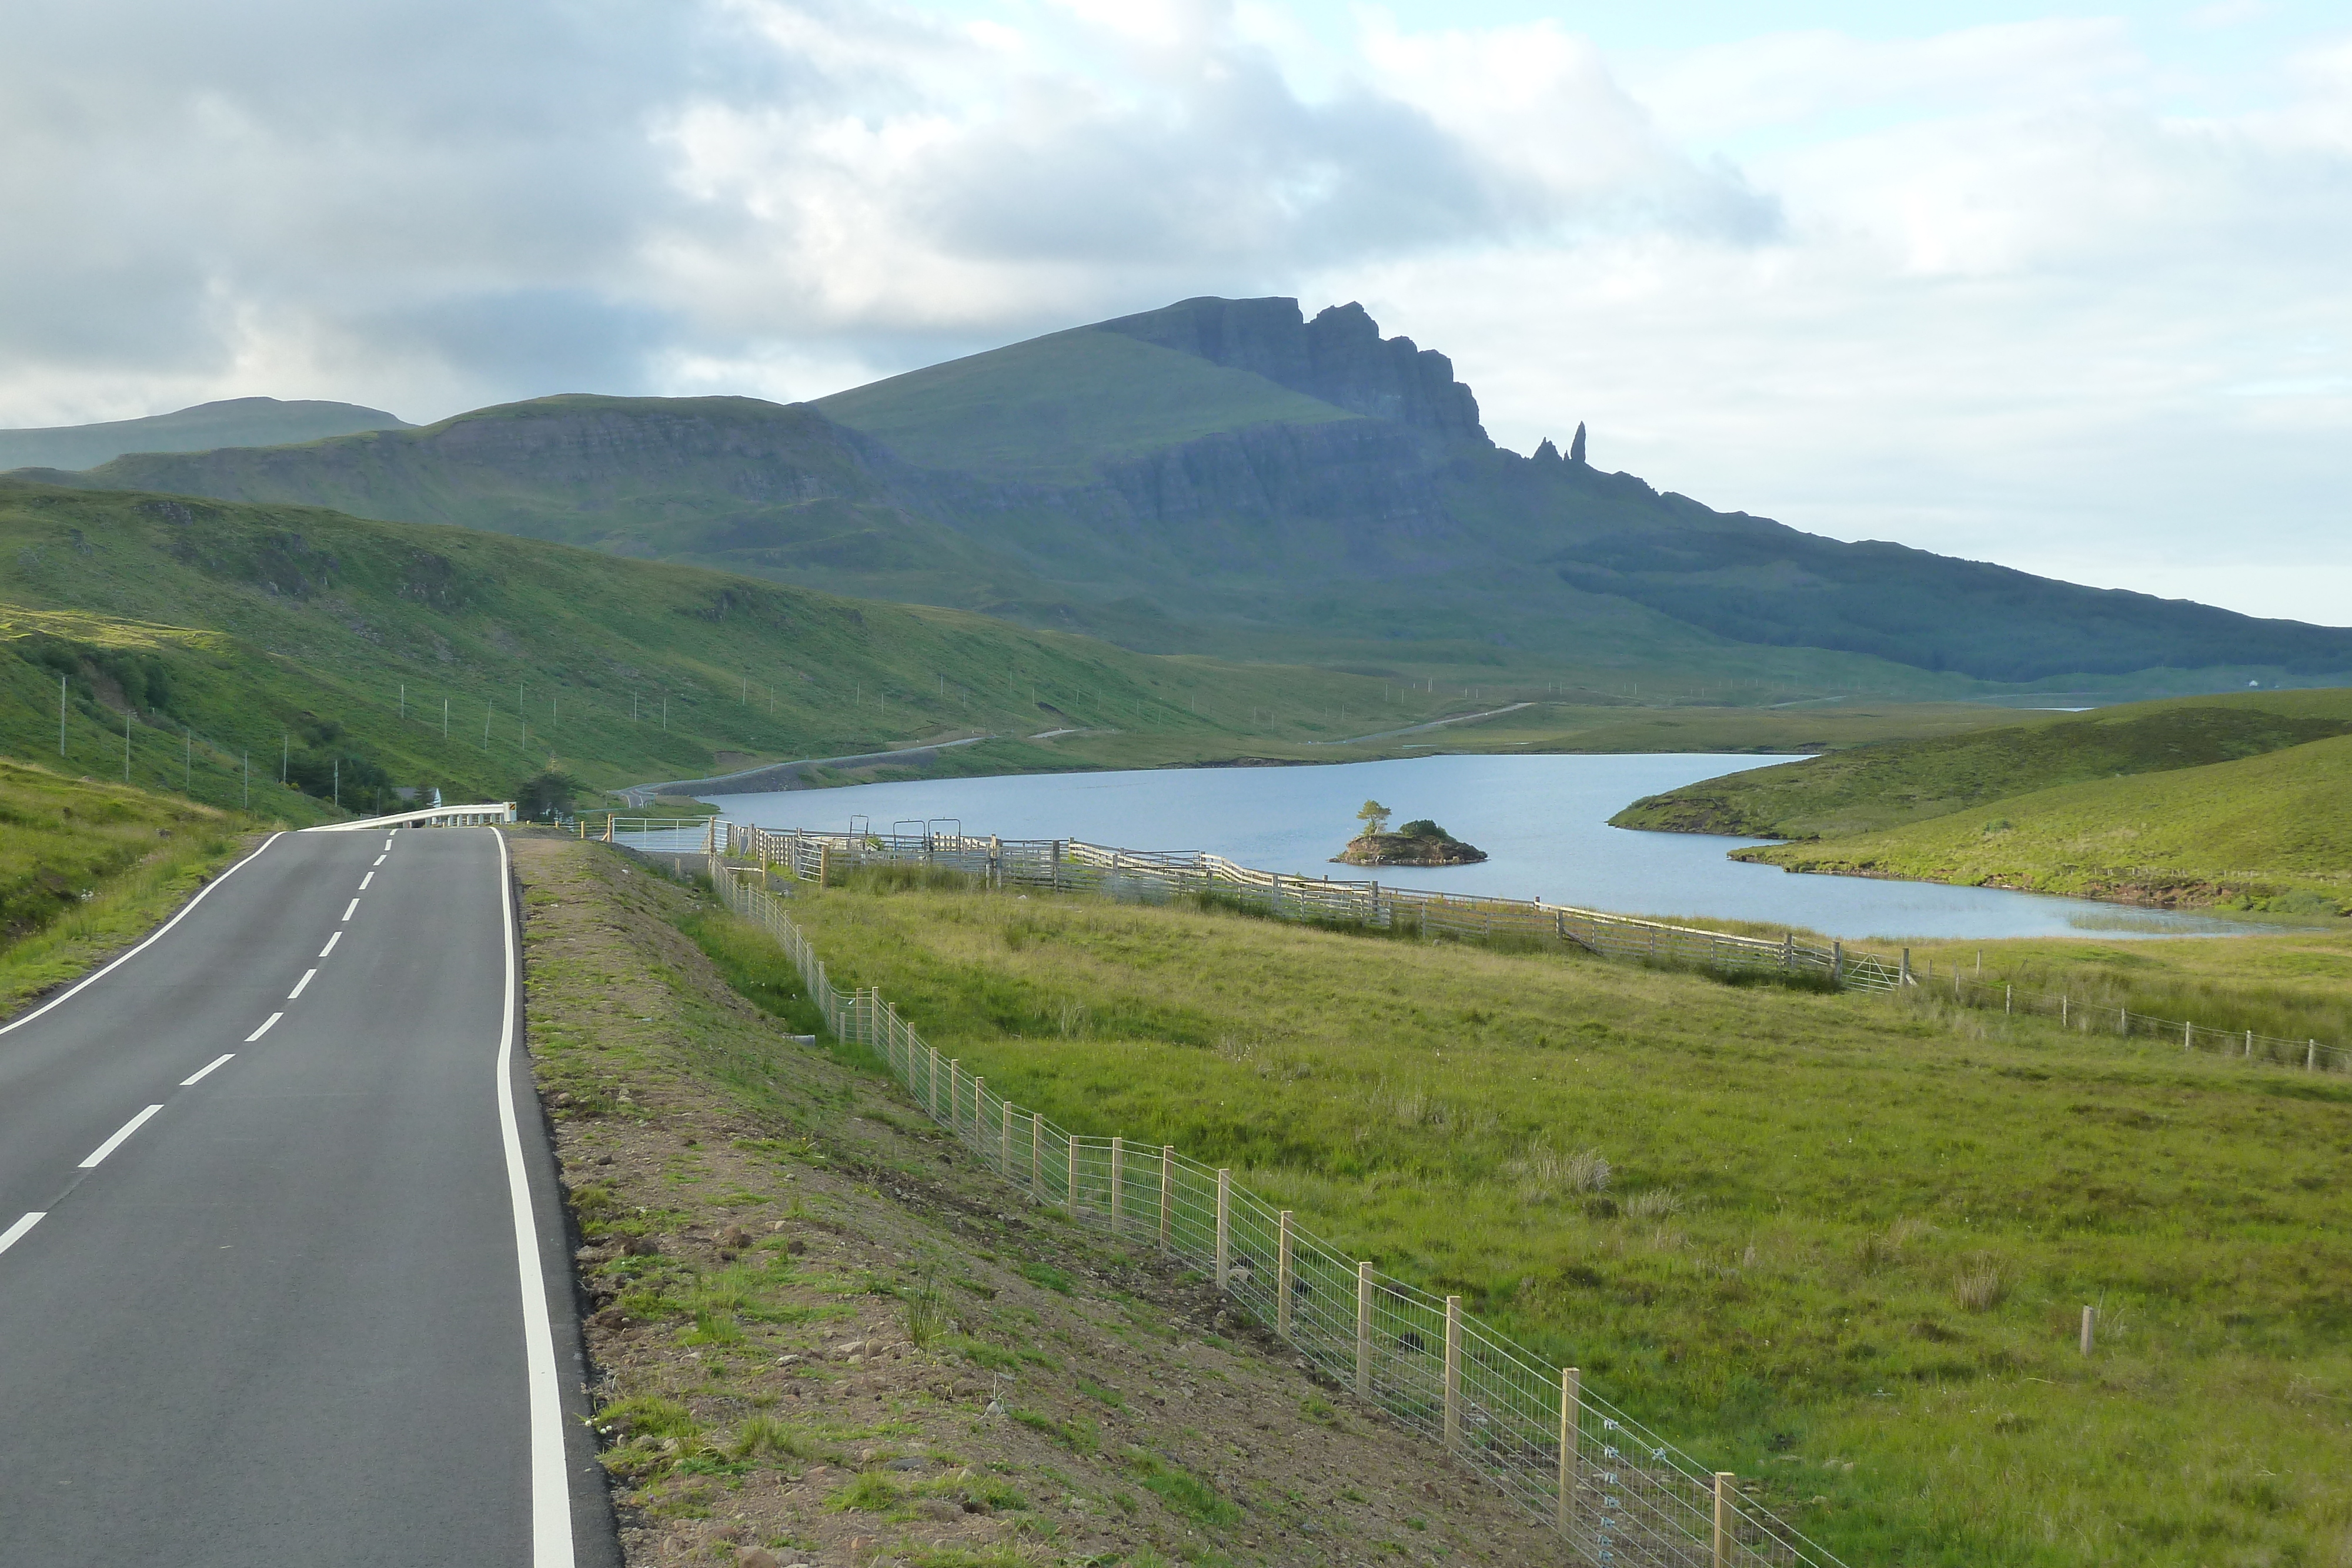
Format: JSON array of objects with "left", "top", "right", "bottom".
[{"left": 704, "top": 753, "right": 2261, "bottom": 942}]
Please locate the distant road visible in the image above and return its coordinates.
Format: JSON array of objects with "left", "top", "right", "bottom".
[
  {"left": 622, "top": 733, "right": 994, "bottom": 805},
  {"left": 0, "top": 828, "right": 612, "bottom": 1566},
  {"left": 1311, "top": 701, "right": 1536, "bottom": 746}
]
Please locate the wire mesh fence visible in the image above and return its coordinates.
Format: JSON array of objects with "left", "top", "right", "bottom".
[
  {"left": 701, "top": 852, "right": 1852, "bottom": 1568},
  {"left": 710, "top": 820, "right": 2344, "bottom": 1076}
]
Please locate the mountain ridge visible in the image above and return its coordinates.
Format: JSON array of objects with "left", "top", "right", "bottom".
[
  {"left": 14, "top": 299, "right": 2349, "bottom": 694},
  {"left": 0, "top": 396, "right": 410, "bottom": 472}
]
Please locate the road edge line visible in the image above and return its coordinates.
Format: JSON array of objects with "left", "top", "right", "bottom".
[
  {"left": 0, "top": 833, "right": 283, "bottom": 1039},
  {"left": 493, "top": 828, "right": 576, "bottom": 1568}
]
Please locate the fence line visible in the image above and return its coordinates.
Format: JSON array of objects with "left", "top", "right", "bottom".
[
  {"left": 699, "top": 851, "right": 1847, "bottom": 1568},
  {"left": 694, "top": 821, "right": 2343, "bottom": 1075}
]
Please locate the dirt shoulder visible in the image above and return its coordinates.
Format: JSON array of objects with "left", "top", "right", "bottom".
[{"left": 509, "top": 833, "right": 1558, "bottom": 1568}]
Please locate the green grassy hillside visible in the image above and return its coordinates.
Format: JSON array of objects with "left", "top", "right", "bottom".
[
  {"left": 1612, "top": 688, "right": 2352, "bottom": 838},
  {"left": 0, "top": 757, "right": 255, "bottom": 1010},
  {"left": 1735, "top": 731, "right": 2352, "bottom": 914},
  {"left": 813, "top": 327, "right": 1363, "bottom": 482},
  {"left": 0, "top": 477, "right": 1448, "bottom": 814},
  {"left": 759, "top": 872, "right": 2352, "bottom": 1566}
]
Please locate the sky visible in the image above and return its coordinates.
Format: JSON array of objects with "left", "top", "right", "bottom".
[{"left": 2, "top": 0, "right": 2346, "bottom": 621}]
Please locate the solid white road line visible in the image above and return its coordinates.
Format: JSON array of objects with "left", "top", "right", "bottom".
[
  {"left": 318, "top": 931, "right": 342, "bottom": 959},
  {"left": 245, "top": 1012, "right": 282, "bottom": 1042},
  {"left": 181, "top": 1053, "right": 236, "bottom": 1086},
  {"left": 341, "top": 899, "right": 359, "bottom": 921},
  {"left": 492, "top": 831, "right": 574, "bottom": 1567},
  {"left": 0, "top": 835, "right": 282, "bottom": 1040},
  {"left": 0, "top": 1212, "right": 45, "bottom": 1258},
  {"left": 79, "top": 1105, "right": 163, "bottom": 1169},
  {"left": 288, "top": 969, "right": 317, "bottom": 999},
  {"left": 360, "top": 871, "right": 375, "bottom": 890}
]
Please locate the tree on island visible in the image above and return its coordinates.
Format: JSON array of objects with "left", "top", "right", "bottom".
[{"left": 1355, "top": 799, "right": 1392, "bottom": 837}]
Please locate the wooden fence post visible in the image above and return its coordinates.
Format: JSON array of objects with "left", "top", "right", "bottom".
[
  {"left": 1832, "top": 941, "right": 1843, "bottom": 985},
  {"left": 1713, "top": 1473, "right": 1733, "bottom": 1567},
  {"left": 948, "top": 1059, "right": 961, "bottom": 1134},
  {"left": 1558, "top": 1367, "right": 1579, "bottom": 1534},
  {"left": 1030, "top": 1112, "right": 1041, "bottom": 1195},
  {"left": 2246, "top": 1029, "right": 2254, "bottom": 1059},
  {"left": 1111, "top": 1137, "right": 1125, "bottom": 1231},
  {"left": 2005, "top": 984, "right": 2012, "bottom": 1015},
  {"left": 971, "top": 1075, "right": 983, "bottom": 1154},
  {"left": 1160, "top": 1146, "right": 1174, "bottom": 1249},
  {"left": 1355, "top": 1263, "right": 1373, "bottom": 1398},
  {"left": 1277, "top": 1211, "right": 1294, "bottom": 1339},
  {"left": 928, "top": 1047, "right": 943, "bottom": 1121},
  {"left": 2081, "top": 1305, "right": 2096, "bottom": 1354},
  {"left": 1000, "top": 1098, "right": 1011, "bottom": 1176},
  {"left": 2185, "top": 1020, "right": 2194, "bottom": 1050},
  {"left": 1443, "top": 1295, "right": 1463, "bottom": 1452},
  {"left": 2309, "top": 1039, "right": 2319, "bottom": 1072},
  {"left": 1215, "top": 1169, "right": 1231, "bottom": 1289},
  {"left": 1068, "top": 1137, "right": 1081, "bottom": 1218}
]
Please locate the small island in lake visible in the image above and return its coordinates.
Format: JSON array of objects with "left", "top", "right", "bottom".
[{"left": 1333, "top": 801, "right": 1488, "bottom": 866}]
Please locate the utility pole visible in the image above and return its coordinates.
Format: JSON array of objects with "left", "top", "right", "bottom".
[
  {"left": 282, "top": 733, "right": 289, "bottom": 784},
  {"left": 242, "top": 751, "right": 249, "bottom": 810},
  {"left": 123, "top": 710, "right": 131, "bottom": 783},
  {"left": 184, "top": 728, "right": 191, "bottom": 791},
  {"left": 485, "top": 701, "right": 493, "bottom": 747},
  {"left": 633, "top": 692, "right": 639, "bottom": 722},
  {"left": 662, "top": 696, "right": 667, "bottom": 731},
  {"left": 58, "top": 675, "right": 66, "bottom": 755},
  {"left": 443, "top": 697, "right": 449, "bottom": 738},
  {"left": 333, "top": 757, "right": 340, "bottom": 808},
  {"left": 400, "top": 683, "right": 406, "bottom": 720}
]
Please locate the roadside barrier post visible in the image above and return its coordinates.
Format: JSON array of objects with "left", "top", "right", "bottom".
[
  {"left": 1443, "top": 1295, "right": 1463, "bottom": 1452},
  {"left": 2006, "top": 985, "right": 2012, "bottom": 1015},
  {"left": 1111, "top": 1138, "right": 1125, "bottom": 1232},
  {"left": 1355, "top": 1263, "right": 1373, "bottom": 1398},
  {"left": 1160, "top": 1146, "right": 1174, "bottom": 1249},
  {"left": 2081, "top": 1305, "right": 2096, "bottom": 1353},
  {"left": 1215, "top": 1169, "right": 1231, "bottom": 1289},
  {"left": 1713, "top": 1473, "right": 1733, "bottom": 1567},
  {"left": 1559, "top": 1368, "right": 1579, "bottom": 1533},
  {"left": 1277, "top": 1211, "right": 1294, "bottom": 1339},
  {"left": 2186, "top": 1021, "right": 2194, "bottom": 1050}
]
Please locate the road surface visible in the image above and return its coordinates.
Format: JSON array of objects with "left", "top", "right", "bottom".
[{"left": 0, "top": 825, "right": 612, "bottom": 1566}]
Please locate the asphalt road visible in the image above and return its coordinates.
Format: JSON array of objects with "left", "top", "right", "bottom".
[{"left": 0, "top": 825, "right": 612, "bottom": 1566}]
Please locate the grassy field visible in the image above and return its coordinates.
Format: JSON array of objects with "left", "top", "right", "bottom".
[
  {"left": 1612, "top": 689, "right": 2352, "bottom": 840},
  {"left": 746, "top": 871, "right": 2352, "bottom": 1566},
  {"left": 1739, "top": 731, "right": 2352, "bottom": 917},
  {"left": 0, "top": 757, "right": 256, "bottom": 1012}
]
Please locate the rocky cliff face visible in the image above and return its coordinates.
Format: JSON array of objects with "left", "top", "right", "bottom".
[{"left": 1098, "top": 297, "right": 1488, "bottom": 443}]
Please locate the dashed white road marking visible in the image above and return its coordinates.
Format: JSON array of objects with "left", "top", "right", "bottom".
[
  {"left": 181, "top": 1054, "right": 235, "bottom": 1086},
  {"left": 373, "top": 855, "right": 386, "bottom": 867},
  {"left": 359, "top": 871, "right": 375, "bottom": 890},
  {"left": 341, "top": 899, "right": 359, "bottom": 921},
  {"left": 318, "top": 931, "right": 342, "bottom": 959},
  {"left": 288, "top": 969, "right": 317, "bottom": 999},
  {"left": 0, "top": 1212, "right": 45, "bottom": 1257},
  {"left": 79, "top": 1106, "right": 163, "bottom": 1169},
  {"left": 245, "top": 1012, "right": 283, "bottom": 1042}
]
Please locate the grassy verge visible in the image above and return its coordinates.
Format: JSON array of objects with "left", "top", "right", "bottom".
[
  {"left": 768, "top": 874, "right": 2352, "bottom": 1566},
  {"left": 0, "top": 755, "right": 260, "bottom": 1013}
]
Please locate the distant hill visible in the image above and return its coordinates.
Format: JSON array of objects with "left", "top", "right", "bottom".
[
  {"left": 0, "top": 397, "right": 410, "bottom": 471},
  {"left": 1611, "top": 687, "right": 2352, "bottom": 913},
  {"left": 0, "top": 475, "right": 1416, "bottom": 816},
  {"left": 1728, "top": 729, "right": 2352, "bottom": 915},
  {"left": 21, "top": 300, "right": 2352, "bottom": 694},
  {"left": 1611, "top": 690, "right": 2352, "bottom": 839}
]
